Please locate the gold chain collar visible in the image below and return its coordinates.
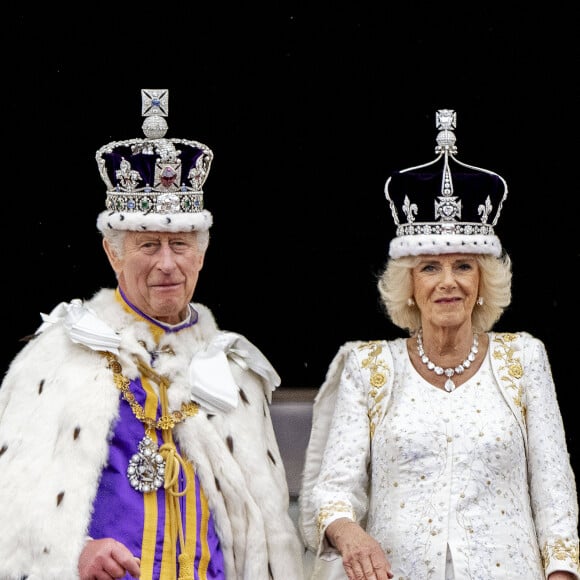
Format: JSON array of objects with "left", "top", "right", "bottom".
[{"left": 102, "top": 351, "right": 199, "bottom": 430}]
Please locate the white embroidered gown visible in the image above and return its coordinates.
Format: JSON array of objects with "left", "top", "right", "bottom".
[{"left": 310, "top": 336, "right": 578, "bottom": 579}]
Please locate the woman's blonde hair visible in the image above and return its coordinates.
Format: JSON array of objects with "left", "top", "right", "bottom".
[{"left": 377, "top": 253, "right": 512, "bottom": 334}]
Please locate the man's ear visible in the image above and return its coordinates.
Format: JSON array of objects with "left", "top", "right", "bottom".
[
  {"left": 197, "top": 250, "right": 205, "bottom": 271},
  {"left": 102, "top": 238, "right": 122, "bottom": 275}
]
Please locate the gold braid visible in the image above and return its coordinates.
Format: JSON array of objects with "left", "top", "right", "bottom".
[{"left": 102, "top": 351, "right": 198, "bottom": 580}]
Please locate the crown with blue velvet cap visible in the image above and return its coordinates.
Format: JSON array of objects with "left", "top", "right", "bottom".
[
  {"left": 385, "top": 109, "right": 508, "bottom": 258},
  {"left": 96, "top": 89, "right": 214, "bottom": 233}
]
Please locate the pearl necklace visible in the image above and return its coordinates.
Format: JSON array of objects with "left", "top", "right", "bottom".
[{"left": 416, "top": 329, "right": 479, "bottom": 392}]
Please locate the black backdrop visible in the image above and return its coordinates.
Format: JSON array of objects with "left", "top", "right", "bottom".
[{"left": 5, "top": 5, "right": 579, "bottom": 479}]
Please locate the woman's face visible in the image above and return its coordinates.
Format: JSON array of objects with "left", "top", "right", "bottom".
[{"left": 411, "top": 253, "right": 480, "bottom": 331}]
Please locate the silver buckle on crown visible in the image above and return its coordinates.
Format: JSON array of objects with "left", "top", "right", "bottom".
[{"left": 127, "top": 436, "right": 166, "bottom": 493}]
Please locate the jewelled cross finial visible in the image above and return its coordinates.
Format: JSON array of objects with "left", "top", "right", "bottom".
[
  {"left": 142, "top": 89, "right": 168, "bottom": 117},
  {"left": 435, "top": 108, "right": 458, "bottom": 156},
  {"left": 141, "top": 89, "right": 169, "bottom": 139},
  {"left": 436, "top": 109, "right": 456, "bottom": 131}
]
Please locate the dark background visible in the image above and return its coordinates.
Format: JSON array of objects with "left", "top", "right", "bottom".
[{"left": 4, "top": 5, "right": 579, "bottom": 478}]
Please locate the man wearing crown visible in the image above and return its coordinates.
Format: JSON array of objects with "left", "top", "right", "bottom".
[{"left": 0, "top": 90, "right": 305, "bottom": 580}]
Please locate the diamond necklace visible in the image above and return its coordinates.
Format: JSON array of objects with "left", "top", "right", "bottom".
[{"left": 416, "top": 328, "right": 479, "bottom": 392}]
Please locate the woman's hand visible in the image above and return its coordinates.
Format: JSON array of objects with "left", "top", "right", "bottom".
[
  {"left": 78, "top": 537, "right": 141, "bottom": 579},
  {"left": 326, "top": 518, "right": 394, "bottom": 579}
]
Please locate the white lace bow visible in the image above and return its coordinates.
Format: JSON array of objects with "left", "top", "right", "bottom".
[
  {"left": 188, "top": 331, "right": 281, "bottom": 413},
  {"left": 37, "top": 299, "right": 121, "bottom": 354}
]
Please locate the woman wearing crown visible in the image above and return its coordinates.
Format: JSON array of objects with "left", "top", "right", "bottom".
[{"left": 299, "top": 110, "right": 579, "bottom": 580}]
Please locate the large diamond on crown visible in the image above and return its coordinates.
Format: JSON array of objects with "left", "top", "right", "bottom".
[{"left": 156, "top": 193, "right": 181, "bottom": 213}]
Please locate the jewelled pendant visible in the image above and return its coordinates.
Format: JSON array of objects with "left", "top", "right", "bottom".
[
  {"left": 127, "top": 435, "right": 166, "bottom": 493},
  {"left": 444, "top": 378, "right": 456, "bottom": 392}
]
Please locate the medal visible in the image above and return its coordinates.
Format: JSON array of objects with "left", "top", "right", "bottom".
[{"left": 127, "top": 435, "right": 166, "bottom": 493}]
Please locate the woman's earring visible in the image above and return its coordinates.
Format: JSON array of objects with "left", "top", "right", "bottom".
[
  {"left": 407, "top": 297, "right": 415, "bottom": 307},
  {"left": 476, "top": 296, "right": 484, "bottom": 306}
]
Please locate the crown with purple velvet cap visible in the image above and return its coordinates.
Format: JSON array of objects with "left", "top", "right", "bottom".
[
  {"left": 385, "top": 109, "right": 508, "bottom": 259},
  {"left": 95, "top": 89, "right": 214, "bottom": 233}
]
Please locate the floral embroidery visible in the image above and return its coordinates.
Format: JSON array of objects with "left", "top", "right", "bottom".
[
  {"left": 317, "top": 501, "right": 354, "bottom": 537},
  {"left": 542, "top": 536, "right": 580, "bottom": 569},
  {"left": 491, "top": 333, "right": 527, "bottom": 425},
  {"left": 358, "top": 341, "right": 390, "bottom": 440}
]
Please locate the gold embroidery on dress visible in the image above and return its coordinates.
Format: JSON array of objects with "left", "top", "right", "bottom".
[
  {"left": 541, "top": 536, "right": 580, "bottom": 570},
  {"left": 317, "top": 501, "right": 355, "bottom": 537},
  {"left": 491, "top": 333, "right": 527, "bottom": 425},
  {"left": 358, "top": 341, "right": 390, "bottom": 440}
]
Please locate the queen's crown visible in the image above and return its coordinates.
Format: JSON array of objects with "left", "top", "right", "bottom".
[{"left": 385, "top": 109, "right": 508, "bottom": 258}]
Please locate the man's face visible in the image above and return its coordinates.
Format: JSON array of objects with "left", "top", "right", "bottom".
[{"left": 104, "top": 231, "right": 205, "bottom": 325}]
